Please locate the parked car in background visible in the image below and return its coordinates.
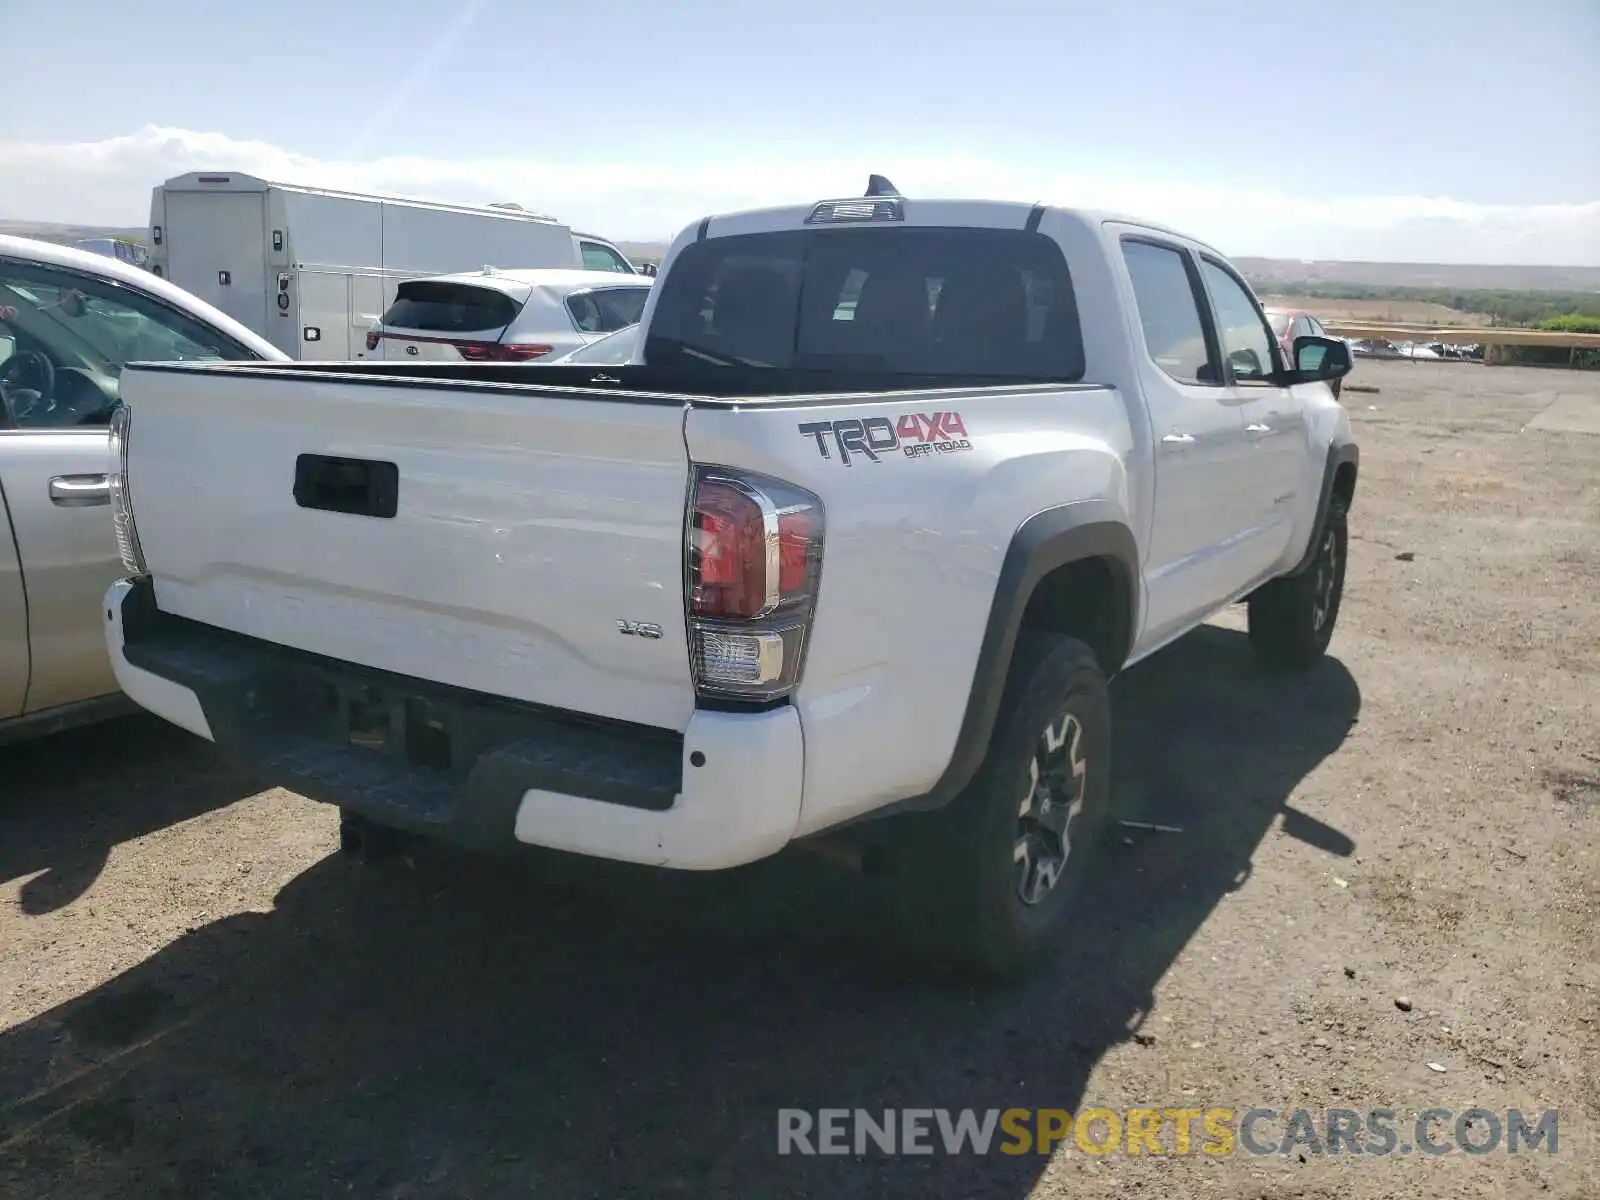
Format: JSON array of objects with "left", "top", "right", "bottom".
[
  {"left": 543, "top": 322, "right": 638, "bottom": 365},
  {"left": 364, "top": 268, "right": 651, "bottom": 362},
  {"left": 1263, "top": 307, "right": 1329, "bottom": 356},
  {"left": 72, "top": 237, "right": 151, "bottom": 271},
  {"left": 0, "top": 234, "right": 286, "bottom": 745},
  {"left": 574, "top": 234, "right": 640, "bottom": 275},
  {"left": 1264, "top": 307, "right": 1342, "bottom": 395},
  {"left": 148, "top": 172, "right": 641, "bottom": 361}
]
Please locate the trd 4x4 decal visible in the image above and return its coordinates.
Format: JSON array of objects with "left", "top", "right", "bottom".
[{"left": 798, "top": 412, "right": 971, "bottom": 466}]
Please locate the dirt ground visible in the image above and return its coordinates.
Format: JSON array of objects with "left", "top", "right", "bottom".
[{"left": 2, "top": 359, "right": 1597, "bottom": 1199}]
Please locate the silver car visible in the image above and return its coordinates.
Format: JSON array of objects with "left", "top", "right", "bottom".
[
  {"left": 544, "top": 323, "right": 639, "bottom": 365},
  {"left": 0, "top": 235, "right": 286, "bottom": 745}
]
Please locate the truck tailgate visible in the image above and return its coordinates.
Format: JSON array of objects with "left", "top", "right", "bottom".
[{"left": 120, "top": 365, "right": 697, "bottom": 732}]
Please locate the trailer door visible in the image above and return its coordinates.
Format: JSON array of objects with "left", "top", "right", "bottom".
[
  {"left": 164, "top": 190, "right": 269, "bottom": 335},
  {"left": 296, "top": 271, "right": 353, "bottom": 359}
]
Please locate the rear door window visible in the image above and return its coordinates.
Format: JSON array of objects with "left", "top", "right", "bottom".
[
  {"left": 1120, "top": 239, "right": 1218, "bottom": 386},
  {"left": 644, "top": 226, "right": 1084, "bottom": 380},
  {"left": 565, "top": 286, "right": 650, "bottom": 334},
  {"left": 381, "top": 281, "right": 521, "bottom": 333}
]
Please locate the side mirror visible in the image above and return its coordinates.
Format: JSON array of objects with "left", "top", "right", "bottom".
[
  {"left": 59, "top": 290, "right": 87, "bottom": 319},
  {"left": 1290, "top": 335, "right": 1352, "bottom": 384}
]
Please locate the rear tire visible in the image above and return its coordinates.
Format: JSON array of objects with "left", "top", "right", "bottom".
[
  {"left": 1247, "top": 495, "right": 1348, "bottom": 670},
  {"left": 893, "top": 632, "right": 1112, "bottom": 979}
]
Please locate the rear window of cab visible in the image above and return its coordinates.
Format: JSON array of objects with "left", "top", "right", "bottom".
[{"left": 644, "top": 226, "right": 1085, "bottom": 380}]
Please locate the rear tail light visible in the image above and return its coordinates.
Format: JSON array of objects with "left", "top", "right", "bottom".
[
  {"left": 107, "top": 403, "right": 147, "bottom": 577},
  {"left": 362, "top": 333, "right": 552, "bottom": 361},
  {"left": 685, "top": 468, "right": 824, "bottom": 703},
  {"left": 456, "top": 341, "right": 553, "bottom": 362}
]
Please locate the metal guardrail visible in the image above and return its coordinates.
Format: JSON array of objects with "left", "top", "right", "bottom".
[{"left": 1321, "top": 322, "right": 1600, "bottom": 349}]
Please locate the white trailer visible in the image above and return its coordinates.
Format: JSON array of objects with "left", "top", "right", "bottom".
[{"left": 147, "top": 172, "right": 639, "bottom": 360}]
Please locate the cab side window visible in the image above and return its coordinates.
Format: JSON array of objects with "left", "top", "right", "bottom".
[
  {"left": 1121, "top": 239, "right": 1219, "bottom": 386},
  {"left": 1199, "top": 258, "right": 1278, "bottom": 382}
]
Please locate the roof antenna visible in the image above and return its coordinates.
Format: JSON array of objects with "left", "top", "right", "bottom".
[{"left": 865, "top": 174, "right": 900, "bottom": 197}]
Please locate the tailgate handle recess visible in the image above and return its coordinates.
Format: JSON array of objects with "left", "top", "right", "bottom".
[{"left": 293, "top": 454, "right": 398, "bottom": 519}]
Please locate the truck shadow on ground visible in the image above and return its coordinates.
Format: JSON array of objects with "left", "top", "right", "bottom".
[
  {"left": 0, "top": 714, "right": 265, "bottom": 916},
  {"left": 0, "top": 624, "right": 1359, "bottom": 1200}
]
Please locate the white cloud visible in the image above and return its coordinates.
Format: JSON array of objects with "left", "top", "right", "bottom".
[{"left": 2, "top": 125, "right": 1596, "bottom": 265}]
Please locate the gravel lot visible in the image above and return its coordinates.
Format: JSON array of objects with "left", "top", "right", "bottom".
[{"left": 2, "top": 359, "right": 1597, "bottom": 1199}]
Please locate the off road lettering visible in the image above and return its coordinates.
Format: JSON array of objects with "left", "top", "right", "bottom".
[{"left": 799, "top": 412, "right": 973, "bottom": 466}]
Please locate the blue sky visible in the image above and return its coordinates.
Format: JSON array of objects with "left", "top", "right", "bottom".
[{"left": 2, "top": 0, "right": 1596, "bottom": 262}]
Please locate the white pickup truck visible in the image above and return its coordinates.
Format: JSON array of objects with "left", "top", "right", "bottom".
[{"left": 103, "top": 178, "right": 1358, "bottom": 975}]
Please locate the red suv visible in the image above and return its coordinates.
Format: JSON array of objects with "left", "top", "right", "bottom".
[{"left": 1264, "top": 307, "right": 1344, "bottom": 396}]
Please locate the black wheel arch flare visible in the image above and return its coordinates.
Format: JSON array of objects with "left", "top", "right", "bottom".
[
  {"left": 914, "top": 503, "right": 1140, "bottom": 814},
  {"left": 1289, "top": 440, "right": 1359, "bottom": 578}
]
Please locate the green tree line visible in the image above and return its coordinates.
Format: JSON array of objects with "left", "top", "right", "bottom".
[
  {"left": 1535, "top": 313, "right": 1600, "bottom": 333},
  {"left": 1248, "top": 280, "right": 1600, "bottom": 327}
]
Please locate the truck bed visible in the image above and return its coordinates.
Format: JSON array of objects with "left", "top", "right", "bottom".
[
  {"left": 116, "top": 358, "right": 1107, "bottom": 743},
  {"left": 125, "top": 357, "right": 1100, "bottom": 404}
]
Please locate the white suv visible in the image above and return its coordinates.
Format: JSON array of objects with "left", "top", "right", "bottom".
[{"left": 366, "top": 268, "right": 651, "bottom": 363}]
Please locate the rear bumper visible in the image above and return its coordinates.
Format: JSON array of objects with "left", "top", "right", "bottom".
[{"left": 104, "top": 578, "right": 803, "bottom": 869}]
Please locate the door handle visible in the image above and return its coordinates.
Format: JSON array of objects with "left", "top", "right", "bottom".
[
  {"left": 49, "top": 474, "right": 110, "bottom": 507},
  {"left": 1161, "top": 433, "right": 1196, "bottom": 446}
]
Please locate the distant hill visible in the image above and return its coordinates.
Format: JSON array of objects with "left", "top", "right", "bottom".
[
  {"left": 5, "top": 219, "right": 1594, "bottom": 292},
  {"left": 0, "top": 220, "right": 148, "bottom": 246},
  {"left": 1233, "top": 257, "right": 1600, "bottom": 293},
  {"left": 614, "top": 240, "right": 670, "bottom": 265}
]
